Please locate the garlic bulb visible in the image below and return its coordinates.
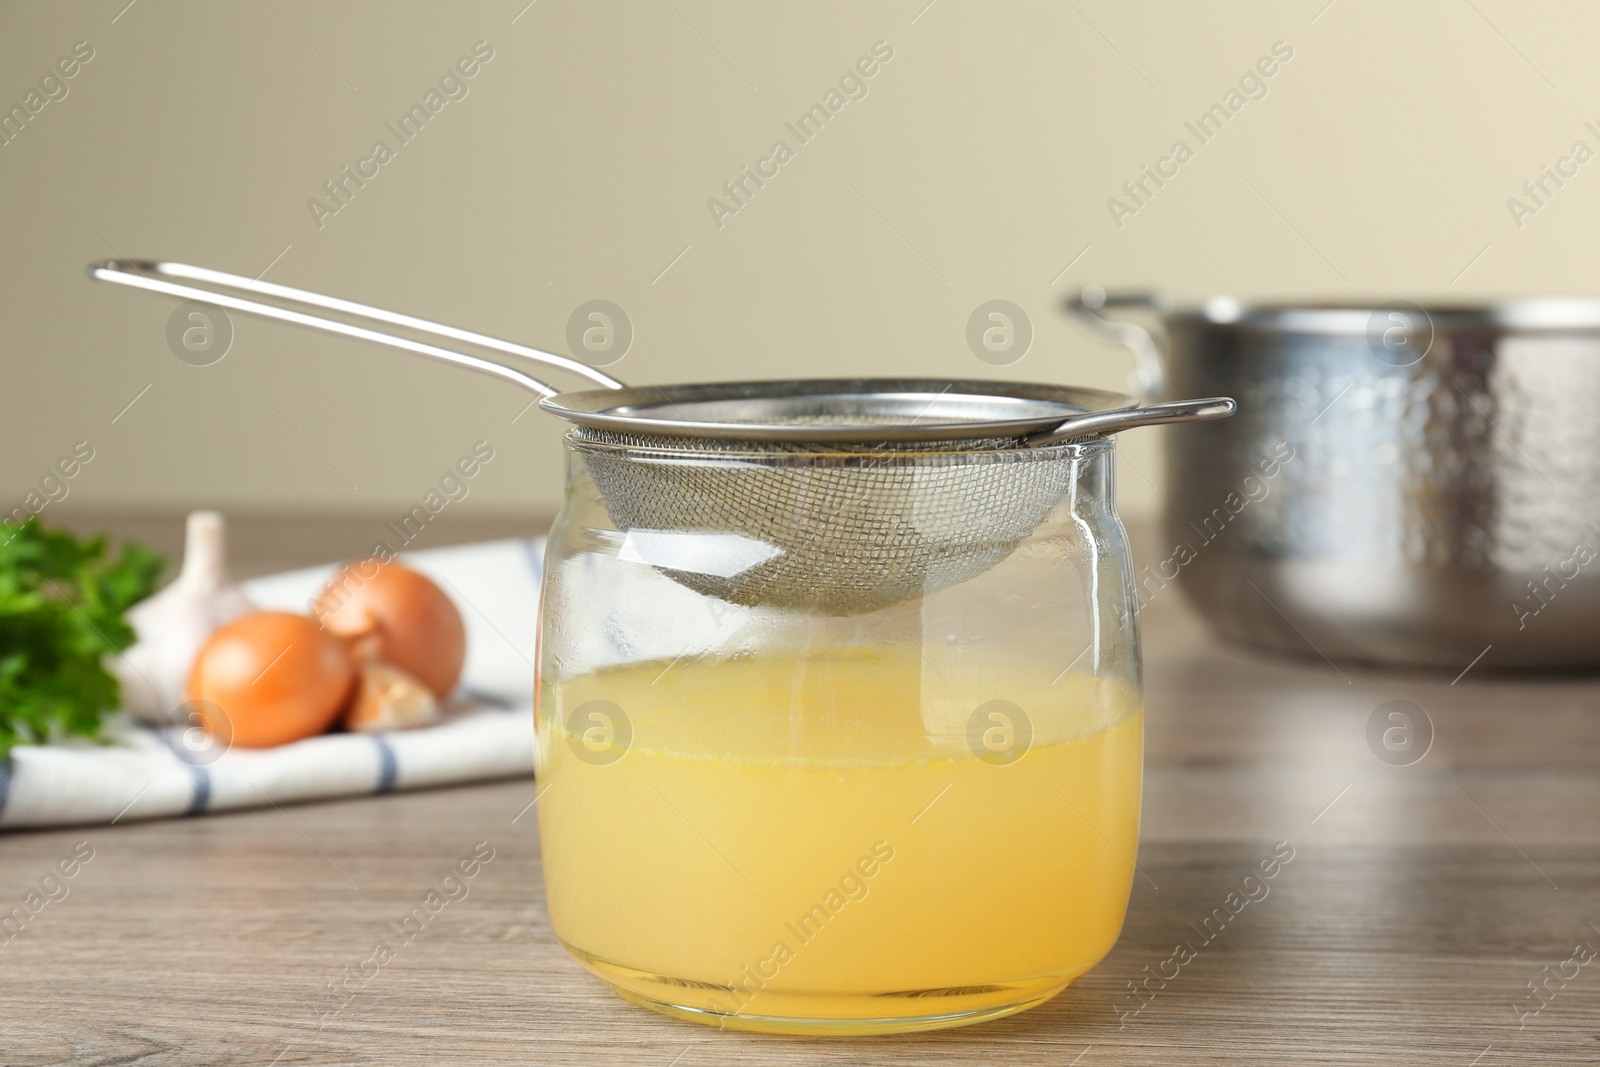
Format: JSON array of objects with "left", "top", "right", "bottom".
[{"left": 114, "top": 510, "right": 255, "bottom": 725}]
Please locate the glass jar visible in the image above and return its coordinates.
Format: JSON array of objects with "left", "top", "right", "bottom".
[{"left": 534, "top": 433, "right": 1143, "bottom": 1036}]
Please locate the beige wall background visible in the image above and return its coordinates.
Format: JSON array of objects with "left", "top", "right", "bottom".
[{"left": 2, "top": 0, "right": 1596, "bottom": 523}]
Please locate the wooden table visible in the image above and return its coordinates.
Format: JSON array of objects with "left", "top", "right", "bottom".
[{"left": 4, "top": 515, "right": 1599, "bottom": 1065}]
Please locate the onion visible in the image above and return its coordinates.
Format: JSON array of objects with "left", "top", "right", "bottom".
[
  {"left": 186, "top": 611, "right": 356, "bottom": 748},
  {"left": 312, "top": 561, "right": 466, "bottom": 699}
]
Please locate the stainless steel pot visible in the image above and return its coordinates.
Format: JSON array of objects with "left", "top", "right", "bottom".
[{"left": 1068, "top": 287, "right": 1600, "bottom": 671}]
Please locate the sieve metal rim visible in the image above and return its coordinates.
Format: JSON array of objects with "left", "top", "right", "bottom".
[
  {"left": 563, "top": 428, "right": 1120, "bottom": 463},
  {"left": 539, "top": 378, "right": 1139, "bottom": 443}
]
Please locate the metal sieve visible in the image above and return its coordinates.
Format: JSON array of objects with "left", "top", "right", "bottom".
[{"left": 90, "top": 260, "right": 1233, "bottom": 613}]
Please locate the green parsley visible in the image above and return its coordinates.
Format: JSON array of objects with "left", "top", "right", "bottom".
[{"left": 0, "top": 518, "right": 165, "bottom": 757}]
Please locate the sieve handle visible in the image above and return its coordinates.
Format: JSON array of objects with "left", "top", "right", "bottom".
[
  {"left": 1026, "top": 396, "right": 1236, "bottom": 447},
  {"left": 87, "top": 259, "right": 626, "bottom": 399}
]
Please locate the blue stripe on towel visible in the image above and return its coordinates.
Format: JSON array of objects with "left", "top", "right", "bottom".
[
  {"left": 374, "top": 736, "right": 398, "bottom": 793},
  {"left": 0, "top": 758, "right": 11, "bottom": 819},
  {"left": 152, "top": 724, "right": 214, "bottom": 815},
  {"left": 186, "top": 765, "right": 212, "bottom": 815},
  {"left": 459, "top": 687, "right": 517, "bottom": 711}
]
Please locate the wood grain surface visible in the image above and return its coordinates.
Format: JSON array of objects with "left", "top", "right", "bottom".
[{"left": 3, "top": 515, "right": 1598, "bottom": 1065}]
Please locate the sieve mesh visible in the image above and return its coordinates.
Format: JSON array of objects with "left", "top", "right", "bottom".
[{"left": 572, "top": 418, "right": 1081, "bottom": 615}]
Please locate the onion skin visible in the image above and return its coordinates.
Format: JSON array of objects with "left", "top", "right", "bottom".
[
  {"left": 312, "top": 561, "right": 466, "bottom": 699},
  {"left": 187, "top": 612, "right": 356, "bottom": 748}
]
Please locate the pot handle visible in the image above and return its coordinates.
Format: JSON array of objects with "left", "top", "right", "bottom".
[
  {"left": 1064, "top": 285, "right": 1171, "bottom": 400},
  {"left": 1025, "top": 396, "right": 1235, "bottom": 448}
]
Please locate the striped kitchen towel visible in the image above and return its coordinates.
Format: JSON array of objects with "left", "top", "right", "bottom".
[{"left": 0, "top": 538, "right": 544, "bottom": 830}]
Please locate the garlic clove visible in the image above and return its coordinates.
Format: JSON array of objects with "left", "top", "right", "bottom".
[
  {"left": 344, "top": 660, "right": 441, "bottom": 733},
  {"left": 114, "top": 510, "right": 255, "bottom": 725}
]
